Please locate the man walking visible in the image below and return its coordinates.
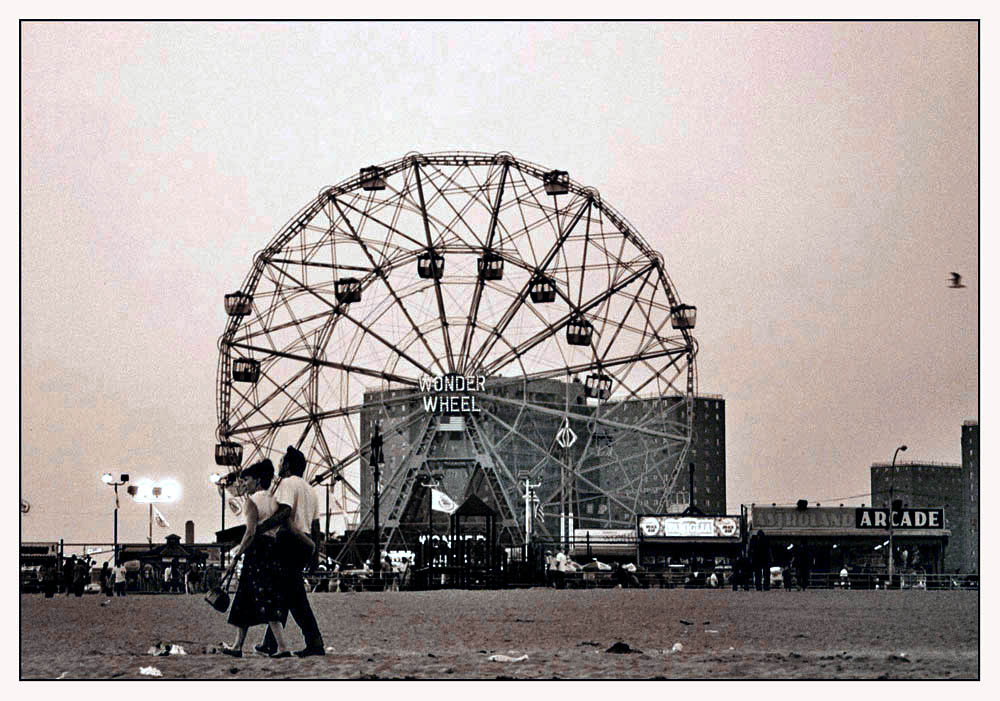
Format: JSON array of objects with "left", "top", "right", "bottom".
[{"left": 257, "top": 445, "right": 326, "bottom": 657}]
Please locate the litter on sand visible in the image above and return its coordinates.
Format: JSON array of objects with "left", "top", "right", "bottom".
[
  {"left": 671, "top": 643, "right": 684, "bottom": 653},
  {"left": 147, "top": 642, "right": 186, "bottom": 656},
  {"left": 326, "top": 646, "right": 336, "bottom": 652},
  {"left": 488, "top": 654, "right": 529, "bottom": 662},
  {"left": 606, "top": 642, "right": 641, "bottom": 654},
  {"left": 139, "top": 666, "right": 163, "bottom": 677},
  {"left": 705, "top": 630, "right": 720, "bottom": 634}
]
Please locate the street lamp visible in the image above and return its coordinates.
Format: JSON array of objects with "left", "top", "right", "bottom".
[
  {"left": 101, "top": 473, "right": 129, "bottom": 566},
  {"left": 888, "top": 444, "right": 907, "bottom": 587},
  {"left": 209, "top": 473, "right": 227, "bottom": 534},
  {"left": 127, "top": 478, "right": 180, "bottom": 543}
]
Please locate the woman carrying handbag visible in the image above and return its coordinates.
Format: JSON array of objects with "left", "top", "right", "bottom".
[{"left": 219, "top": 460, "right": 293, "bottom": 659}]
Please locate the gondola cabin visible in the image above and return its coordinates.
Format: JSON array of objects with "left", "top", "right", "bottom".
[
  {"left": 334, "top": 277, "right": 362, "bottom": 304},
  {"left": 359, "top": 166, "right": 387, "bottom": 191},
  {"left": 543, "top": 170, "right": 570, "bottom": 196},
  {"left": 417, "top": 251, "right": 445, "bottom": 279},
  {"left": 566, "top": 316, "right": 593, "bottom": 346},
  {"left": 584, "top": 373, "right": 613, "bottom": 401},
  {"left": 529, "top": 275, "right": 557, "bottom": 303},
  {"left": 670, "top": 304, "right": 697, "bottom": 330},
  {"left": 224, "top": 292, "right": 253, "bottom": 317},
  {"left": 477, "top": 252, "right": 504, "bottom": 281},
  {"left": 214, "top": 442, "right": 243, "bottom": 467},
  {"left": 232, "top": 358, "right": 261, "bottom": 384}
]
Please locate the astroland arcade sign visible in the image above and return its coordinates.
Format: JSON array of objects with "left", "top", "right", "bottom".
[
  {"left": 419, "top": 374, "right": 486, "bottom": 414},
  {"left": 855, "top": 507, "right": 944, "bottom": 530},
  {"left": 750, "top": 506, "right": 945, "bottom": 531}
]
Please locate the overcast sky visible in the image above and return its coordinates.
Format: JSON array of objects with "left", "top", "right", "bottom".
[{"left": 19, "top": 21, "right": 978, "bottom": 548}]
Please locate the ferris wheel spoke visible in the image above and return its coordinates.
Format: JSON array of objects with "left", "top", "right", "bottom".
[
  {"left": 265, "top": 260, "right": 436, "bottom": 378},
  {"left": 413, "top": 162, "right": 456, "bottom": 373},
  {"left": 481, "top": 260, "right": 657, "bottom": 376},
  {"left": 458, "top": 162, "right": 509, "bottom": 369},
  {"left": 468, "top": 197, "right": 592, "bottom": 371},
  {"left": 330, "top": 198, "right": 448, "bottom": 376}
]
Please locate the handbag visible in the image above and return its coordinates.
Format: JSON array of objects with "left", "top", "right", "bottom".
[{"left": 205, "top": 560, "right": 239, "bottom": 613}]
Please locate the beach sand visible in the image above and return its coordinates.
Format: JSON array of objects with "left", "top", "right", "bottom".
[{"left": 19, "top": 588, "right": 978, "bottom": 680}]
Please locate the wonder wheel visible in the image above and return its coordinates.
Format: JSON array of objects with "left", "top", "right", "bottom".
[{"left": 215, "top": 151, "right": 698, "bottom": 549}]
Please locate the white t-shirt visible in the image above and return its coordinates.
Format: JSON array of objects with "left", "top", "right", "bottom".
[
  {"left": 273, "top": 475, "right": 318, "bottom": 535},
  {"left": 249, "top": 491, "right": 279, "bottom": 536},
  {"left": 114, "top": 566, "right": 127, "bottom": 582},
  {"left": 555, "top": 552, "right": 568, "bottom": 572}
]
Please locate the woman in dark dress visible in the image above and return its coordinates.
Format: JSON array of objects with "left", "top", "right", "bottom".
[{"left": 220, "top": 460, "right": 292, "bottom": 658}]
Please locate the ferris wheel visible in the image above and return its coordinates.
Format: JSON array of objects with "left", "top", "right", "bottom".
[{"left": 216, "top": 151, "right": 697, "bottom": 548}]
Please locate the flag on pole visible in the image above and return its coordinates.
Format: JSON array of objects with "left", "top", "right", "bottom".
[
  {"left": 430, "top": 488, "right": 457, "bottom": 514},
  {"left": 152, "top": 505, "right": 170, "bottom": 529}
]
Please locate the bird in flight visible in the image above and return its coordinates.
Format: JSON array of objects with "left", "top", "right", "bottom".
[{"left": 949, "top": 272, "right": 967, "bottom": 289}]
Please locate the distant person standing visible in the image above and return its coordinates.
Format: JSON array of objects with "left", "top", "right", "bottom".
[
  {"left": 794, "top": 542, "right": 810, "bottom": 591},
  {"left": 554, "top": 550, "right": 568, "bottom": 589},
  {"left": 73, "top": 557, "right": 87, "bottom": 596},
  {"left": 63, "top": 556, "right": 76, "bottom": 595},
  {"left": 256, "top": 446, "right": 326, "bottom": 657},
  {"left": 99, "top": 562, "right": 112, "bottom": 596},
  {"left": 750, "top": 530, "right": 770, "bottom": 591},
  {"left": 114, "top": 562, "right": 128, "bottom": 596}
]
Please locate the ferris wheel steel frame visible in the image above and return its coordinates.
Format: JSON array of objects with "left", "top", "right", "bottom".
[{"left": 216, "top": 150, "right": 698, "bottom": 555}]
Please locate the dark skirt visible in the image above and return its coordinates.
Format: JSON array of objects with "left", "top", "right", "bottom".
[{"left": 228, "top": 535, "right": 286, "bottom": 628}]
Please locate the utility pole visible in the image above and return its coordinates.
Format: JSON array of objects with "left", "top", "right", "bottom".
[{"left": 371, "top": 422, "right": 384, "bottom": 579}]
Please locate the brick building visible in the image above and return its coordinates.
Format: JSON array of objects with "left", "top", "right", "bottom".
[
  {"left": 359, "top": 379, "right": 726, "bottom": 541},
  {"left": 869, "top": 420, "right": 979, "bottom": 573}
]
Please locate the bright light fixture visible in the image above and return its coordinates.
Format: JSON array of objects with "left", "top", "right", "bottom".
[{"left": 101, "top": 473, "right": 114, "bottom": 484}]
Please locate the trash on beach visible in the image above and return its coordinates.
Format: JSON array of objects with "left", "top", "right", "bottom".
[
  {"left": 671, "top": 643, "right": 684, "bottom": 653},
  {"left": 705, "top": 630, "right": 720, "bottom": 634},
  {"left": 888, "top": 652, "right": 911, "bottom": 663},
  {"left": 56, "top": 671, "right": 69, "bottom": 679},
  {"left": 606, "top": 642, "right": 641, "bottom": 654},
  {"left": 488, "top": 653, "right": 529, "bottom": 662},
  {"left": 139, "top": 666, "right": 163, "bottom": 677},
  {"left": 326, "top": 646, "right": 336, "bottom": 652},
  {"left": 679, "top": 619, "right": 693, "bottom": 625},
  {"left": 147, "top": 642, "right": 185, "bottom": 656}
]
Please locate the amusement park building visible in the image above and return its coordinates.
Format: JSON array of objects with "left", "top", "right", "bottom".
[
  {"left": 869, "top": 420, "right": 979, "bottom": 573},
  {"left": 358, "top": 381, "right": 726, "bottom": 537}
]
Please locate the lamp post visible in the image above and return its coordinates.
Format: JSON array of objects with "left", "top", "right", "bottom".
[
  {"left": 370, "top": 422, "right": 384, "bottom": 579},
  {"left": 888, "top": 444, "right": 907, "bottom": 587},
  {"left": 126, "top": 479, "right": 180, "bottom": 544},
  {"left": 101, "top": 473, "right": 129, "bottom": 566},
  {"left": 209, "top": 473, "right": 226, "bottom": 533}
]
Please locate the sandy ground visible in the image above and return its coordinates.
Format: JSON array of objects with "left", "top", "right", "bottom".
[{"left": 20, "top": 588, "right": 978, "bottom": 680}]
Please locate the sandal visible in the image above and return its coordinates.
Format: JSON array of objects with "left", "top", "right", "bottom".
[{"left": 220, "top": 643, "right": 243, "bottom": 658}]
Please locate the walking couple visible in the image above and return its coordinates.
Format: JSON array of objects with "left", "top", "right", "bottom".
[{"left": 221, "top": 445, "right": 326, "bottom": 658}]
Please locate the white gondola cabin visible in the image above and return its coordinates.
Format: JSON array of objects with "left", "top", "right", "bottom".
[
  {"left": 566, "top": 316, "right": 593, "bottom": 346},
  {"left": 477, "top": 252, "right": 504, "bottom": 281},
  {"left": 529, "top": 275, "right": 557, "bottom": 303},
  {"left": 232, "top": 358, "right": 261, "bottom": 383},
  {"left": 670, "top": 304, "right": 697, "bottom": 330},
  {"left": 335, "top": 277, "right": 362, "bottom": 304},
  {"left": 360, "top": 166, "right": 387, "bottom": 191},
  {"left": 215, "top": 442, "right": 244, "bottom": 467},
  {"left": 224, "top": 292, "right": 253, "bottom": 317},
  {"left": 417, "top": 251, "right": 444, "bottom": 279},
  {"left": 543, "top": 170, "right": 569, "bottom": 196},
  {"left": 584, "top": 373, "right": 613, "bottom": 401}
]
